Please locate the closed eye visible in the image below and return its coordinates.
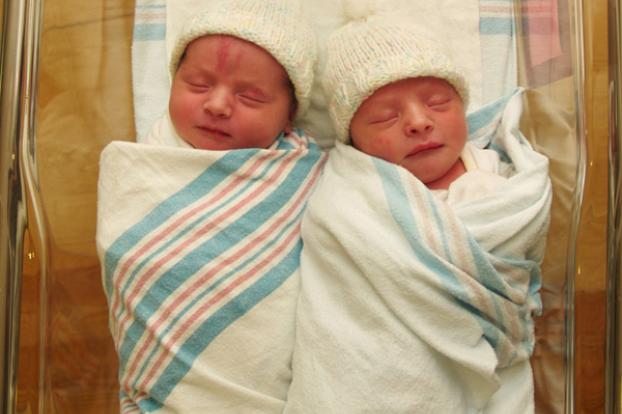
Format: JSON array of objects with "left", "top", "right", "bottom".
[
  {"left": 239, "top": 94, "right": 266, "bottom": 104},
  {"left": 369, "top": 113, "right": 398, "bottom": 124},
  {"left": 186, "top": 81, "right": 210, "bottom": 91},
  {"left": 427, "top": 96, "right": 452, "bottom": 108}
]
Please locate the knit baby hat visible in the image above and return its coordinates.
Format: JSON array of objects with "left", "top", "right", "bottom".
[
  {"left": 323, "top": 0, "right": 470, "bottom": 143},
  {"left": 169, "top": 0, "right": 317, "bottom": 117}
]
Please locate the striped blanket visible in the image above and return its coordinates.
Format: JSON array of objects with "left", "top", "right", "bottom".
[
  {"left": 479, "top": 0, "right": 518, "bottom": 103},
  {"left": 284, "top": 90, "right": 552, "bottom": 413},
  {"left": 96, "top": 132, "right": 325, "bottom": 413},
  {"left": 132, "top": 0, "right": 168, "bottom": 140}
]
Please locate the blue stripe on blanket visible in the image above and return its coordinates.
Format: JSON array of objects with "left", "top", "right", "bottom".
[
  {"left": 116, "top": 153, "right": 318, "bottom": 361},
  {"left": 480, "top": 17, "right": 515, "bottom": 35},
  {"left": 134, "top": 24, "right": 166, "bottom": 41},
  {"left": 103, "top": 150, "right": 258, "bottom": 296},
  {"left": 138, "top": 245, "right": 302, "bottom": 412},
  {"left": 424, "top": 188, "right": 510, "bottom": 300},
  {"left": 275, "top": 131, "right": 295, "bottom": 150},
  {"left": 112, "top": 152, "right": 290, "bottom": 312},
  {"left": 372, "top": 155, "right": 544, "bottom": 360},
  {"left": 372, "top": 159, "right": 507, "bottom": 351},
  {"left": 131, "top": 206, "right": 305, "bottom": 389},
  {"left": 467, "top": 93, "right": 512, "bottom": 135},
  {"left": 111, "top": 151, "right": 321, "bottom": 384},
  {"left": 111, "top": 133, "right": 294, "bottom": 304}
]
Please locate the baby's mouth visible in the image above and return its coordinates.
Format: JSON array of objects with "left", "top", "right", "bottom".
[
  {"left": 197, "top": 126, "right": 231, "bottom": 139},
  {"left": 408, "top": 142, "right": 442, "bottom": 156}
]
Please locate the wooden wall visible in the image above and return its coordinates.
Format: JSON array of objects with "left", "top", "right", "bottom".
[{"left": 17, "top": 1, "right": 135, "bottom": 412}]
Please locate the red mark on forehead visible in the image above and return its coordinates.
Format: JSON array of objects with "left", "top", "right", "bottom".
[{"left": 215, "top": 36, "right": 240, "bottom": 72}]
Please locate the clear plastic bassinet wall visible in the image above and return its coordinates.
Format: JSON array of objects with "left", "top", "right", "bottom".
[{"left": 0, "top": 0, "right": 613, "bottom": 413}]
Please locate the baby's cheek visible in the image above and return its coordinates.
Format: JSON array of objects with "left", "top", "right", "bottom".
[
  {"left": 370, "top": 134, "right": 399, "bottom": 158},
  {"left": 169, "top": 94, "right": 189, "bottom": 118},
  {"left": 374, "top": 134, "right": 394, "bottom": 146}
]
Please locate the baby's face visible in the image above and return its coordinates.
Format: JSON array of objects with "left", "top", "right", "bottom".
[
  {"left": 169, "top": 35, "right": 294, "bottom": 150},
  {"left": 350, "top": 77, "right": 467, "bottom": 187}
]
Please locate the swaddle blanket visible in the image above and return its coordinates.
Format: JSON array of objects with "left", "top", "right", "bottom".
[
  {"left": 284, "top": 90, "right": 552, "bottom": 413},
  {"left": 96, "top": 132, "right": 325, "bottom": 413}
]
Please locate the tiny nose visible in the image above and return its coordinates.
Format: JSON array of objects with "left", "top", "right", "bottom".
[
  {"left": 403, "top": 103, "right": 433, "bottom": 136},
  {"left": 203, "top": 88, "right": 232, "bottom": 118}
]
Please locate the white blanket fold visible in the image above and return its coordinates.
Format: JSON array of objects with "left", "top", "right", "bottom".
[
  {"left": 96, "top": 133, "right": 325, "bottom": 413},
  {"left": 285, "top": 90, "right": 552, "bottom": 413}
]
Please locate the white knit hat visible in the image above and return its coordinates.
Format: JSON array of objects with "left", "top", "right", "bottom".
[
  {"left": 169, "top": 0, "right": 317, "bottom": 117},
  {"left": 323, "top": 3, "right": 470, "bottom": 143}
]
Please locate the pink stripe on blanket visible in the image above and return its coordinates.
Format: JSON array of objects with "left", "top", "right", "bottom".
[
  {"left": 524, "top": 0, "right": 561, "bottom": 66},
  {"left": 114, "top": 151, "right": 301, "bottom": 343},
  {"left": 126, "top": 158, "right": 325, "bottom": 389},
  {"left": 110, "top": 151, "right": 281, "bottom": 319},
  {"left": 123, "top": 390, "right": 151, "bottom": 413},
  {"left": 120, "top": 394, "right": 142, "bottom": 414},
  {"left": 482, "top": 1, "right": 562, "bottom": 66},
  {"left": 135, "top": 222, "right": 302, "bottom": 391}
]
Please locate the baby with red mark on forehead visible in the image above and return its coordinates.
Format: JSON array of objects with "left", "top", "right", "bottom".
[
  {"left": 169, "top": 34, "right": 297, "bottom": 151},
  {"left": 143, "top": 0, "right": 317, "bottom": 151},
  {"left": 101, "top": 1, "right": 326, "bottom": 413}
]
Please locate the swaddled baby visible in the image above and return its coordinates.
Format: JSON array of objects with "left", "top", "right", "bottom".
[
  {"left": 327, "top": 14, "right": 509, "bottom": 202},
  {"left": 97, "top": 0, "right": 326, "bottom": 413},
  {"left": 284, "top": 6, "right": 551, "bottom": 414}
]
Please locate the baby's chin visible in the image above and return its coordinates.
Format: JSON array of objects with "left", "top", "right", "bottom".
[
  {"left": 186, "top": 134, "right": 276, "bottom": 151},
  {"left": 187, "top": 137, "right": 234, "bottom": 151},
  {"left": 398, "top": 160, "right": 440, "bottom": 184}
]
